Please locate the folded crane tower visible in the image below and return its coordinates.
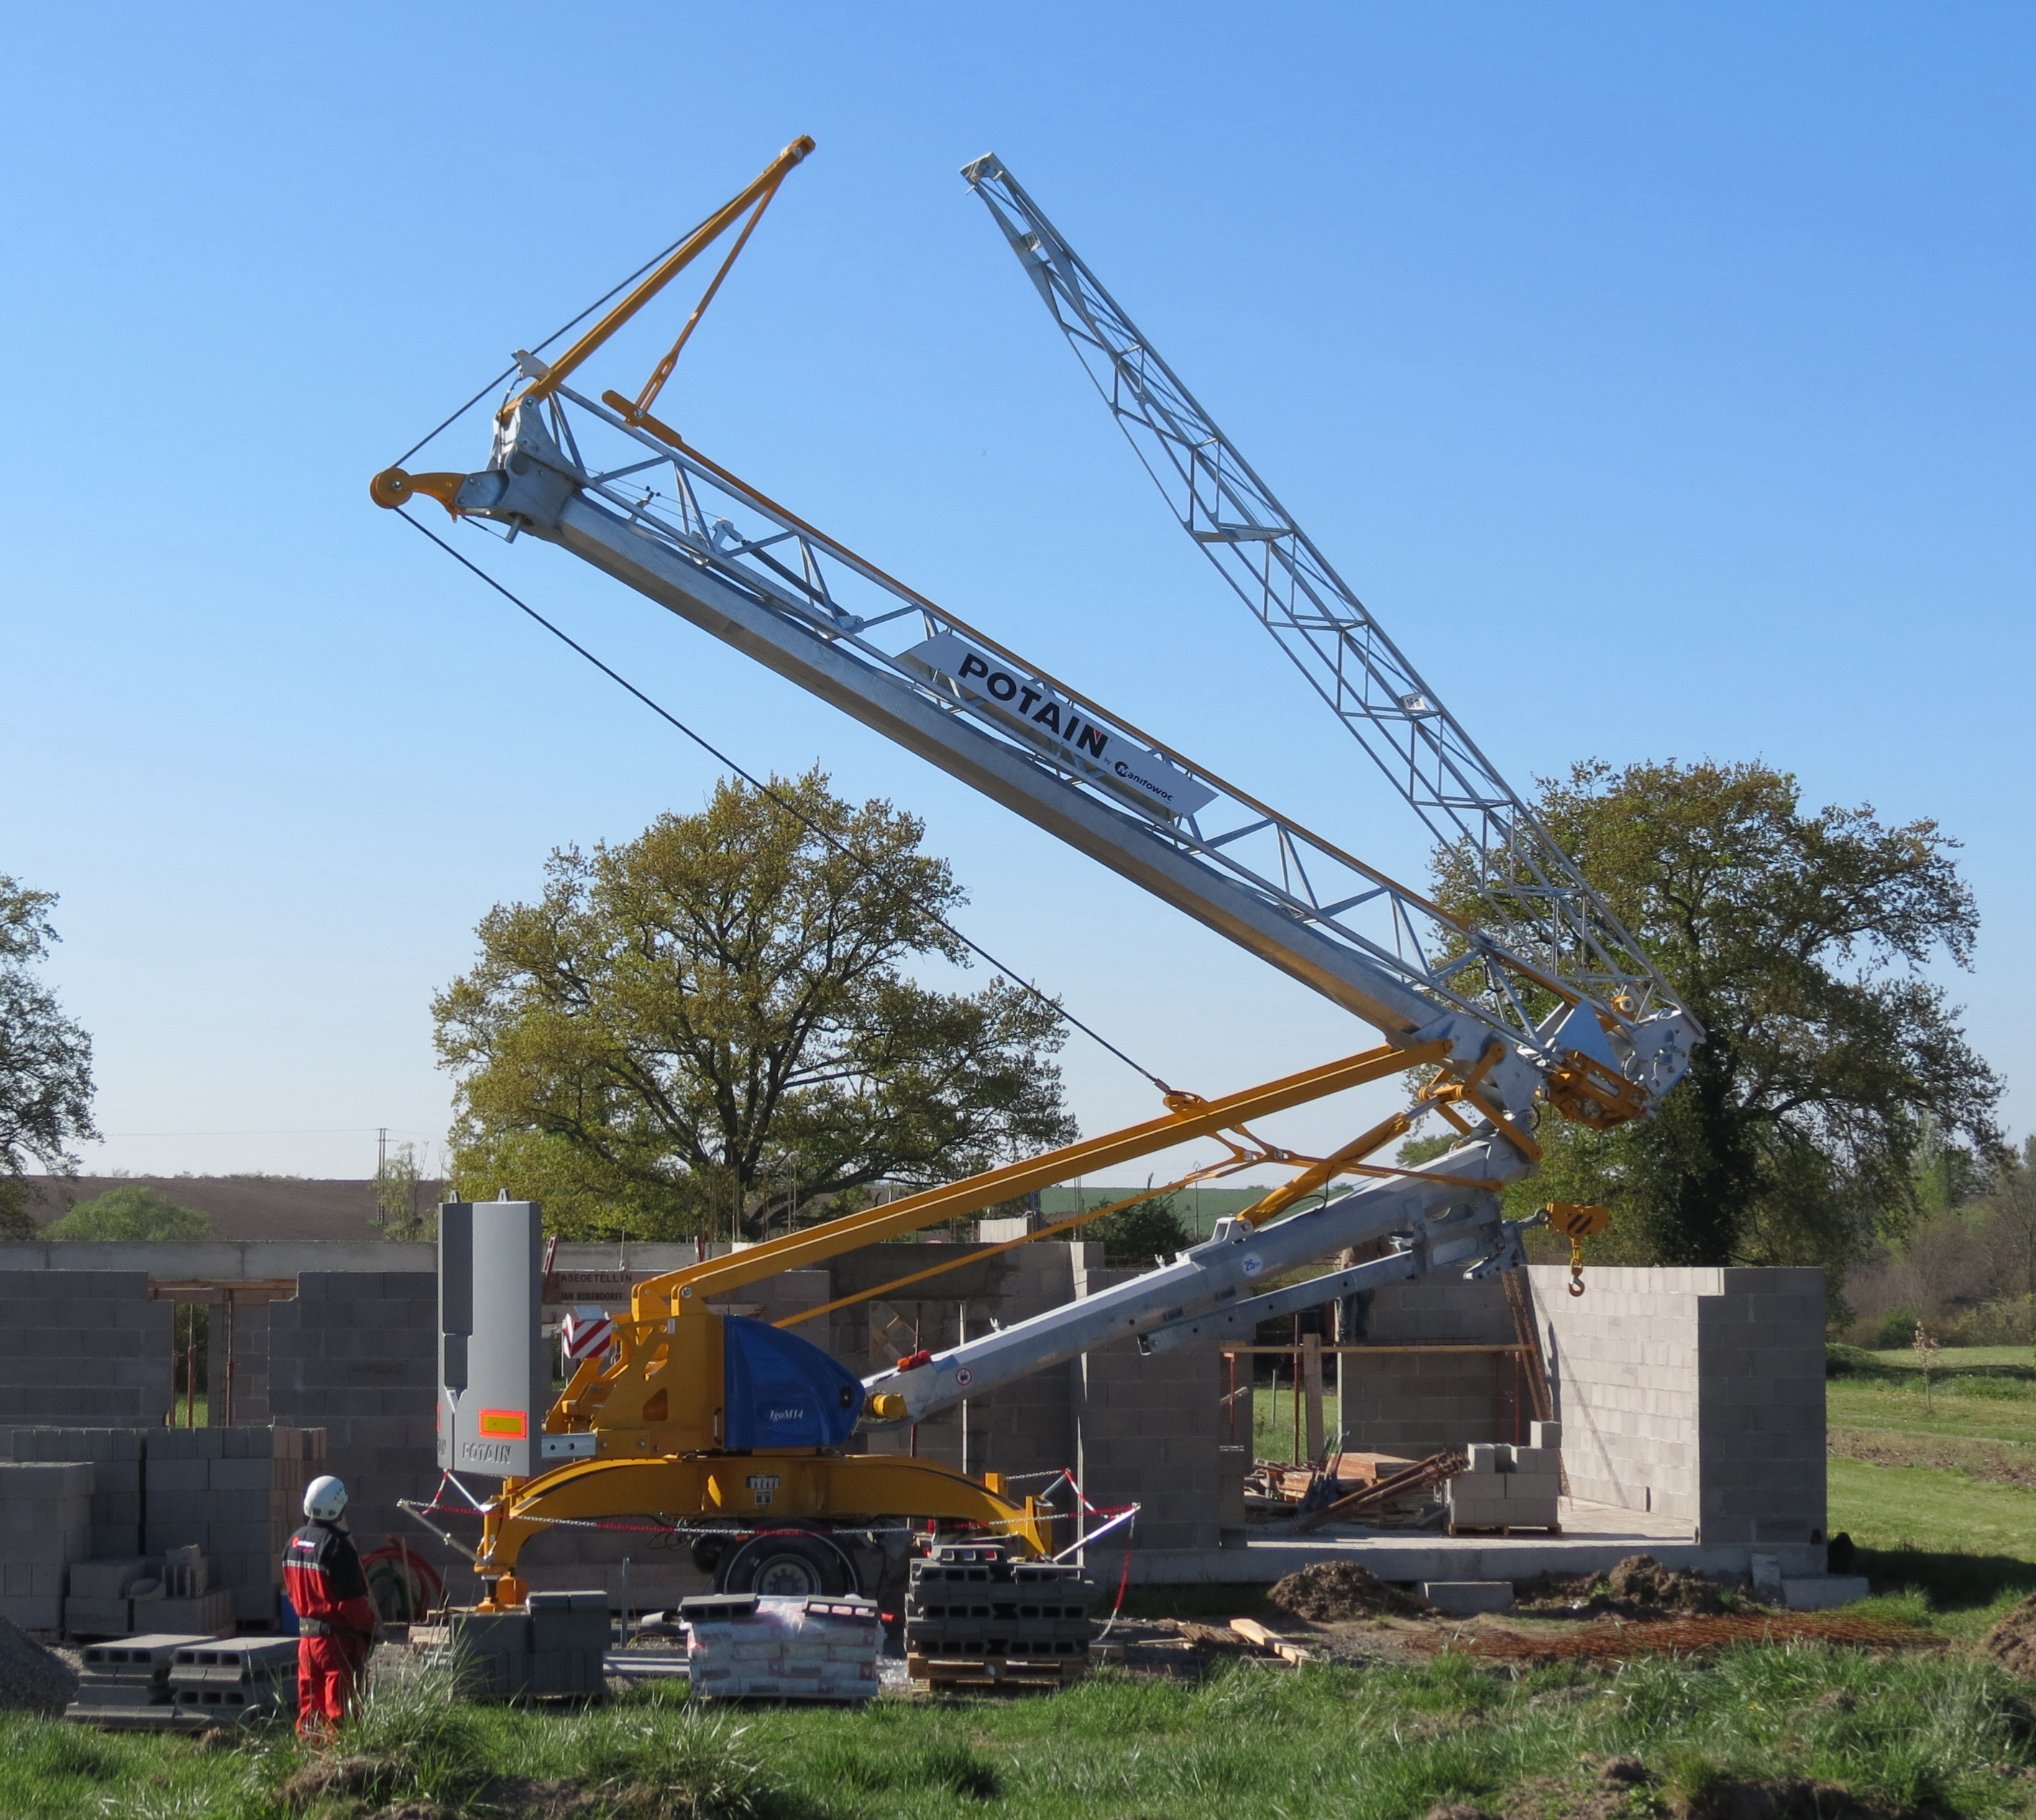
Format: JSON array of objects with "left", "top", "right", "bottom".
[{"left": 375, "top": 139, "right": 1702, "bottom": 1606}]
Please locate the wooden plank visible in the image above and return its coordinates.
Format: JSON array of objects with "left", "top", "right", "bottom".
[
  {"left": 1229, "top": 1618, "right": 1313, "bottom": 1665},
  {"left": 1301, "top": 1333, "right": 1326, "bottom": 1465}
]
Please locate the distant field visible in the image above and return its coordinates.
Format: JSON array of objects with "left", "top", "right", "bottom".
[{"left": 1827, "top": 1346, "right": 2036, "bottom": 1568}]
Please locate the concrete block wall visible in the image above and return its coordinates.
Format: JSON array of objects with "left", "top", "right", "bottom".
[
  {"left": 963, "top": 1242, "right": 1082, "bottom": 1489},
  {"left": 1526, "top": 1264, "right": 1826, "bottom": 1546},
  {"left": 1335, "top": 1275, "right": 1520, "bottom": 1459},
  {"left": 145, "top": 1426, "right": 324, "bottom": 1622},
  {"left": 0, "top": 1461, "right": 93, "bottom": 1630},
  {"left": 1070, "top": 1262, "right": 1222, "bottom": 1555},
  {"left": 0, "top": 1427, "right": 146, "bottom": 1557},
  {"left": 265, "top": 1273, "right": 436, "bottom": 1554},
  {"left": 0, "top": 1272, "right": 172, "bottom": 1425}
]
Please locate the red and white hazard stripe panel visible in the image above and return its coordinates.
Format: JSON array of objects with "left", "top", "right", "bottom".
[{"left": 560, "top": 1307, "right": 616, "bottom": 1360}]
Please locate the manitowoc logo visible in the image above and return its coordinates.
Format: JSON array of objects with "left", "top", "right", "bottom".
[{"left": 902, "top": 633, "right": 1215, "bottom": 820}]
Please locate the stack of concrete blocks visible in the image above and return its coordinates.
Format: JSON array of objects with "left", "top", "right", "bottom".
[
  {"left": 65, "top": 1633, "right": 214, "bottom": 1729},
  {"left": 64, "top": 1558, "right": 155, "bottom": 1638},
  {"left": 0, "top": 1461, "right": 93, "bottom": 1631},
  {"left": 684, "top": 1592, "right": 881, "bottom": 1701},
  {"left": 441, "top": 1590, "right": 610, "bottom": 1699},
  {"left": 1444, "top": 1423, "right": 1563, "bottom": 1533},
  {"left": 167, "top": 1637, "right": 299, "bottom": 1725},
  {"left": 0, "top": 1428, "right": 145, "bottom": 1557},
  {"left": 1526, "top": 1265, "right": 1827, "bottom": 1546},
  {"left": 266, "top": 1272, "right": 436, "bottom": 1555},
  {"left": 146, "top": 1427, "right": 324, "bottom": 1624},
  {"left": 1067, "top": 1260, "right": 1223, "bottom": 1555},
  {"left": 0, "top": 1271, "right": 173, "bottom": 1426}
]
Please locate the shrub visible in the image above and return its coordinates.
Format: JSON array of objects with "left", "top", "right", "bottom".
[
  {"left": 1876, "top": 1309, "right": 1922, "bottom": 1349},
  {"left": 44, "top": 1185, "right": 208, "bottom": 1242}
]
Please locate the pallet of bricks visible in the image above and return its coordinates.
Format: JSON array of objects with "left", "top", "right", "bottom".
[
  {"left": 0, "top": 1424, "right": 323, "bottom": 1636},
  {"left": 904, "top": 1543, "right": 1096, "bottom": 1692},
  {"left": 415, "top": 1591, "right": 610, "bottom": 1700},
  {"left": 682, "top": 1592, "right": 881, "bottom": 1701},
  {"left": 142, "top": 1427, "right": 325, "bottom": 1628},
  {"left": 65, "top": 1635, "right": 297, "bottom": 1729},
  {"left": 1444, "top": 1423, "right": 1563, "bottom": 1536}
]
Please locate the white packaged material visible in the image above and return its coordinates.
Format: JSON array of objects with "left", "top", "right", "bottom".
[{"left": 684, "top": 1594, "right": 880, "bottom": 1702}]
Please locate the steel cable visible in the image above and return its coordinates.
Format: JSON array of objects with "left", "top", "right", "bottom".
[{"left": 395, "top": 508, "right": 1173, "bottom": 1093}]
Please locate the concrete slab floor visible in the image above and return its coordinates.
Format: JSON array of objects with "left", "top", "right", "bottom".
[{"left": 1117, "top": 1499, "right": 1826, "bottom": 1586}]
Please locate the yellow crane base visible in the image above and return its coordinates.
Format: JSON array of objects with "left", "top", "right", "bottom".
[{"left": 474, "top": 1451, "right": 1053, "bottom": 1609}]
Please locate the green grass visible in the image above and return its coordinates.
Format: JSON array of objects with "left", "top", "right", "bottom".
[
  {"left": 9, "top": 1643, "right": 2036, "bottom": 1820},
  {"left": 1831, "top": 1458, "right": 2036, "bottom": 1562}
]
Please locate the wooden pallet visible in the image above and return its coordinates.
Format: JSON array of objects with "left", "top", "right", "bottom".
[
  {"left": 1446, "top": 1522, "right": 1562, "bottom": 1537},
  {"left": 907, "top": 1652, "right": 1089, "bottom": 1693}
]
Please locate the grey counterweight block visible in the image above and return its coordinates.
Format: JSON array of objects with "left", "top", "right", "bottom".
[{"left": 437, "top": 1202, "right": 548, "bottom": 1479}]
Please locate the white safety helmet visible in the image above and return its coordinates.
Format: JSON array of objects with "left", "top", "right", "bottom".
[{"left": 303, "top": 1475, "right": 349, "bottom": 1522}]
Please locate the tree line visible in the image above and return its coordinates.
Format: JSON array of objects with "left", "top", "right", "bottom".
[{"left": 1, "top": 753, "right": 2017, "bottom": 1318}]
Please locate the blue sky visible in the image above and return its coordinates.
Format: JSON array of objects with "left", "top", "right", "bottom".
[{"left": 4, "top": 4, "right": 2030, "bottom": 1182}]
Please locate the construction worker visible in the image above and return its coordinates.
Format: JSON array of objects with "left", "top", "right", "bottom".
[{"left": 283, "top": 1475, "right": 379, "bottom": 1736}]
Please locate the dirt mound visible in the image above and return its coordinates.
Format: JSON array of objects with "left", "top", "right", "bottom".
[
  {"left": 0, "top": 1615, "right": 75, "bottom": 1712},
  {"left": 280, "top": 1756, "right": 403, "bottom": 1810},
  {"left": 1267, "top": 1561, "right": 1428, "bottom": 1621},
  {"left": 1673, "top": 1775, "right": 1917, "bottom": 1820},
  {"left": 1518, "top": 1554, "right": 1738, "bottom": 1619},
  {"left": 1983, "top": 1594, "right": 2036, "bottom": 1679}
]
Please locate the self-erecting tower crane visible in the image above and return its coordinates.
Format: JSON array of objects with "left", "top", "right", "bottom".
[{"left": 373, "top": 139, "right": 1700, "bottom": 1604}]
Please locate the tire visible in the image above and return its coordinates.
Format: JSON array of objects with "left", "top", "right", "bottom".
[{"left": 715, "top": 1530, "right": 858, "bottom": 1598}]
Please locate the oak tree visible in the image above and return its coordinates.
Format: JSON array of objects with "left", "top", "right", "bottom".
[
  {"left": 436, "top": 772, "right": 1076, "bottom": 1240},
  {"left": 0, "top": 878, "right": 96, "bottom": 1241},
  {"left": 1433, "top": 760, "right": 2003, "bottom": 1272}
]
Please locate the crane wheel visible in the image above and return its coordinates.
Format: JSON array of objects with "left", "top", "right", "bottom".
[
  {"left": 716, "top": 1530, "right": 859, "bottom": 1599},
  {"left": 370, "top": 467, "right": 415, "bottom": 509}
]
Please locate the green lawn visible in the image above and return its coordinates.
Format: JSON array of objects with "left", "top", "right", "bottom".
[
  {"left": 1830, "top": 1458, "right": 2036, "bottom": 1558},
  {"left": 9, "top": 1642, "right": 2036, "bottom": 1820}
]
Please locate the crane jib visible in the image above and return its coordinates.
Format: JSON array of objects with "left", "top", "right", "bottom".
[{"left": 901, "top": 631, "right": 1216, "bottom": 821}]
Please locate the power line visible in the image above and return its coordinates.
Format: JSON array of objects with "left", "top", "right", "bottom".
[{"left": 395, "top": 508, "right": 1173, "bottom": 1094}]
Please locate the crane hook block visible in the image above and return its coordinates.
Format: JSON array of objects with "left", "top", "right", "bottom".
[{"left": 1544, "top": 1202, "right": 1611, "bottom": 1297}]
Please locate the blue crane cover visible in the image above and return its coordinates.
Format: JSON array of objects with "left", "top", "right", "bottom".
[{"left": 721, "top": 1316, "right": 863, "bottom": 1451}]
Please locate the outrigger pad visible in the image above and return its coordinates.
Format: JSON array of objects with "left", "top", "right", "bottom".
[{"left": 721, "top": 1316, "right": 865, "bottom": 1450}]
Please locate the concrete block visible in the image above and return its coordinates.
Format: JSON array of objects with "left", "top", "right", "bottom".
[
  {"left": 1421, "top": 1581, "right": 1514, "bottom": 1615},
  {"left": 65, "top": 1596, "right": 132, "bottom": 1635},
  {"left": 1464, "top": 1444, "right": 1501, "bottom": 1475},
  {"left": 206, "top": 1458, "right": 275, "bottom": 1493},
  {"left": 1781, "top": 1576, "right": 1868, "bottom": 1611},
  {"left": 0, "top": 1462, "right": 93, "bottom": 1499},
  {"left": 70, "top": 1558, "right": 152, "bottom": 1599},
  {"left": 0, "top": 1594, "right": 60, "bottom": 1630},
  {"left": 147, "top": 1459, "right": 210, "bottom": 1494},
  {"left": 1530, "top": 1421, "right": 1562, "bottom": 1450}
]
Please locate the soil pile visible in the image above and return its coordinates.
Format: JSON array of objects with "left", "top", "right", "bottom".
[
  {"left": 1518, "top": 1553, "right": 1736, "bottom": 1618},
  {"left": 0, "top": 1614, "right": 75, "bottom": 1712},
  {"left": 1672, "top": 1776, "right": 1917, "bottom": 1820},
  {"left": 1267, "top": 1561, "right": 1428, "bottom": 1621},
  {"left": 1983, "top": 1594, "right": 2036, "bottom": 1680}
]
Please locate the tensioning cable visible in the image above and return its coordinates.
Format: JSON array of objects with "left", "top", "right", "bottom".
[{"left": 396, "top": 507, "right": 1173, "bottom": 1094}]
